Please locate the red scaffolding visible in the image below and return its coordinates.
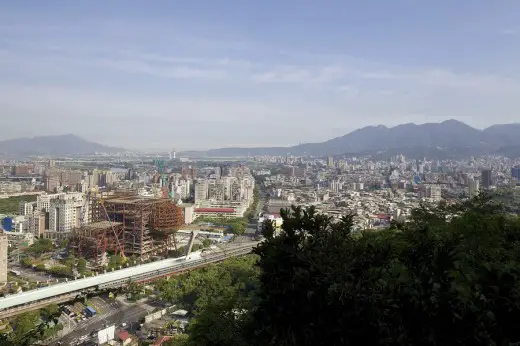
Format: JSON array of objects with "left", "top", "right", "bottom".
[{"left": 72, "top": 221, "right": 125, "bottom": 265}]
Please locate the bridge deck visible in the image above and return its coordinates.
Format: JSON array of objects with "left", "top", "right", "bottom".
[{"left": 0, "top": 243, "right": 256, "bottom": 311}]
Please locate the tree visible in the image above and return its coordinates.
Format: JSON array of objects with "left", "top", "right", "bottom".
[
  {"left": 108, "top": 254, "right": 122, "bottom": 269},
  {"left": 247, "top": 196, "right": 520, "bottom": 346},
  {"left": 26, "top": 238, "right": 53, "bottom": 255},
  {"left": 164, "top": 333, "right": 190, "bottom": 346},
  {"left": 169, "top": 194, "right": 520, "bottom": 345},
  {"left": 202, "top": 238, "right": 211, "bottom": 248},
  {"left": 59, "top": 238, "right": 69, "bottom": 248},
  {"left": 157, "top": 256, "right": 259, "bottom": 346},
  {"left": 21, "top": 257, "right": 33, "bottom": 267},
  {"left": 40, "top": 304, "right": 59, "bottom": 319},
  {"left": 0, "top": 307, "right": 61, "bottom": 346},
  {"left": 77, "top": 257, "right": 87, "bottom": 273}
]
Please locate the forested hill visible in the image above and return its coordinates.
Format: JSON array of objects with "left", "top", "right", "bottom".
[{"left": 159, "top": 194, "right": 520, "bottom": 346}]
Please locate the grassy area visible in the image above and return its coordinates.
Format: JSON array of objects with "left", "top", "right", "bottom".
[{"left": 0, "top": 195, "right": 38, "bottom": 215}]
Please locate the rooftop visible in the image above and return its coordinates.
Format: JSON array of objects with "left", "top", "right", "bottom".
[
  {"left": 82, "top": 220, "right": 123, "bottom": 230},
  {"left": 195, "top": 208, "right": 235, "bottom": 213}
]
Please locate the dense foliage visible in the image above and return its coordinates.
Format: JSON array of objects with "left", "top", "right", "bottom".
[
  {"left": 157, "top": 256, "right": 260, "bottom": 346},
  {"left": 26, "top": 238, "right": 53, "bottom": 255},
  {"left": 195, "top": 216, "right": 249, "bottom": 236},
  {"left": 249, "top": 194, "right": 520, "bottom": 346},
  {"left": 492, "top": 187, "right": 520, "bottom": 213},
  {"left": 0, "top": 304, "right": 62, "bottom": 345},
  {"left": 168, "top": 194, "right": 520, "bottom": 346}
]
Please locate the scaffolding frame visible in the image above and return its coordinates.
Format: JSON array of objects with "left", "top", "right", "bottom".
[
  {"left": 72, "top": 221, "right": 125, "bottom": 265},
  {"left": 81, "top": 195, "right": 183, "bottom": 260}
]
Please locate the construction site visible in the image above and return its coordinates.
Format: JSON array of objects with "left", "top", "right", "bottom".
[{"left": 71, "top": 194, "right": 184, "bottom": 265}]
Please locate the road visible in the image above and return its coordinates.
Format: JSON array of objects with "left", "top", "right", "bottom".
[
  {"left": 51, "top": 304, "right": 148, "bottom": 346},
  {"left": 9, "top": 264, "right": 56, "bottom": 283},
  {"left": 235, "top": 190, "right": 266, "bottom": 242}
]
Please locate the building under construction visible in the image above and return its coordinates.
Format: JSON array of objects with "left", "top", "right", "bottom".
[{"left": 72, "top": 195, "right": 183, "bottom": 264}]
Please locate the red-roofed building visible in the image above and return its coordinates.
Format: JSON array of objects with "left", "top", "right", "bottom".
[
  {"left": 153, "top": 336, "right": 173, "bottom": 345},
  {"left": 195, "top": 207, "right": 241, "bottom": 219},
  {"left": 196, "top": 208, "right": 235, "bottom": 213},
  {"left": 118, "top": 330, "right": 131, "bottom": 345},
  {"left": 375, "top": 214, "right": 391, "bottom": 220}
]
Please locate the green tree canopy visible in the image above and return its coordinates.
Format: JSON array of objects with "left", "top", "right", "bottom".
[
  {"left": 157, "top": 256, "right": 260, "bottom": 346},
  {"left": 248, "top": 195, "right": 520, "bottom": 346},
  {"left": 161, "top": 194, "right": 520, "bottom": 346},
  {"left": 77, "top": 257, "right": 87, "bottom": 273},
  {"left": 26, "top": 238, "right": 53, "bottom": 255},
  {"left": 0, "top": 305, "right": 61, "bottom": 346}
]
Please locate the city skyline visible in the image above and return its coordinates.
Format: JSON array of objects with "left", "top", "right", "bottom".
[{"left": 1, "top": 1, "right": 519, "bottom": 149}]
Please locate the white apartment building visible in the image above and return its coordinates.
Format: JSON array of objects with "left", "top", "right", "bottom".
[
  {"left": 468, "top": 179, "right": 480, "bottom": 198},
  {"left": 195, "top": 180, "right": 209, "bottom": 203},
  {"left": 419, "top": 184, "right": 442, "bottom": 201},
  {"left": 329, "top": 180, "right": 342, "bottom": 193},
  {"left": 19, "top": 201, "right": 37, "bottom": 216},
  {"left": 29, "top": 210, "right": 46, "bottom": 238},
  {"left": 37, "top": 193, "right": 62, "bottom": 212},
  {"left": 48, "top": 192, "right": 85, "bottom": 239},
  {"left": 177, "top": 178, "right": 191, "bottom": 199}
]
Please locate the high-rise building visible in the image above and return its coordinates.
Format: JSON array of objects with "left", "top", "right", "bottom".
[
  {"left": 30, "top": 211, "right": 46, "bottom": 238},
  {"left": 419, "top": 184, "right": 442, "bottom": 201},
  {"left": 468, "top": 178, "right": 480, "bottom": 198},
  {"left": 214, "top": 166, "right": 222, "bottom": 179},
  {"left": 37, "top": 193, "right": 61, "bottom": 212},
  {"left": 194, "top": 180, "right": 208, "bottom": 203},
  {"left": 48, "top": 192, "right": 84, "bottom": 238},
  {"left": 481, "top": 169, "right": 492, "bottom": 189},
  {"left": 512, "top": 166, "right": 520, "bottom": 180},
  {"left": 0, "top": 232, "right": 8, "bottom": 283},
  {"left": 327, "top": 156, "right": 334, "bottom": 167},
  {"left": 19, "top": 201, "right": 36, "bottom": 216},
  {"left": 329, "top": 180, "right": 341, "bottom": 193}
]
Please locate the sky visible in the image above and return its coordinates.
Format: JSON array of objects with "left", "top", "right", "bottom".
[{"left": 1, "top": 1, "right": 519, "bottom": 150}]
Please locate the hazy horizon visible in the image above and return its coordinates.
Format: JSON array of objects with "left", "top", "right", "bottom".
[
  {"left": 3, "top": 118, "right": 519, "bottom": 153},
  {"left": 1, "top": 1, "right": 519, "bottom": 149}
]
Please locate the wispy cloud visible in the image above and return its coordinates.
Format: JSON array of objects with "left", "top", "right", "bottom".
[
  {"left": 253, "top": 65, "right": 348, "bottom": 85},
  {"left": 92, "top": 58, "right": 229, "bottom": 80},
  {"left": 498, "top": 28, "right": 519, "bottom": 36},
  {"left": 2, "top": 14, "right": 520, "bottom": 148}
]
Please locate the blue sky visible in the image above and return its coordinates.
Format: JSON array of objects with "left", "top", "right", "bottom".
[{"left": 1, "top": 1, "right": 519, "bottom": 150}]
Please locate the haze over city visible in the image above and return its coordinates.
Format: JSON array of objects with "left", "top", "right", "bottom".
[
  {"left": 1, "top": 1, "right": 519, "bottom": 149},
  {"left": 3, "top": 3, "right": 520, "bottom": 345}
]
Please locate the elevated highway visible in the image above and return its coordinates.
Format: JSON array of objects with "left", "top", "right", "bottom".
[{"left": 0, "top": 242, "right": 257, "bottom": 318}]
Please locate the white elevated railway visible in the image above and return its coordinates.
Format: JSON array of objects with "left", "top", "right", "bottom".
[{"left": 0, "top": 243, "right": 256, "bottom": 317}]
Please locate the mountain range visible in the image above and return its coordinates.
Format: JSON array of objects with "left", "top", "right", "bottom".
[
  {"left": 1, "top": 120, "right": 519, "bottom": 159},
  {"left": 0, "top": 134, "right": 122, "bottom": 156},
  {"left": 198, "top": 119, "right": 520, "bottom": 158}
]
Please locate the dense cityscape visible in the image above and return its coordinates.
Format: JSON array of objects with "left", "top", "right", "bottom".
[
  {"left": 0, "top": 149, "right": 519, "bottom": 344},
  {"left": 2, "top": 1, "right": 520, "bottom": 346}
]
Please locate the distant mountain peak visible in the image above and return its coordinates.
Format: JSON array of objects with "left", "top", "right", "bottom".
[
  {"left": 201, "top": 120, "right": 520, "bottom": 159},
  {"left": 0, "top": 134, "right": 124, "bottom": 156}
]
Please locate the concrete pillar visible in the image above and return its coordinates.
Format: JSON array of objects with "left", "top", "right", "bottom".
[{"left": 184, "top": 231, "right": 199, "bottom": 259}]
